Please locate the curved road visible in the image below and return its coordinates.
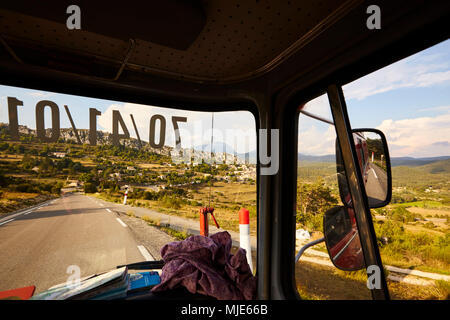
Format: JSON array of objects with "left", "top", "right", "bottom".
[{"left": 0, "top": 193, "right": 151, "bottom": 294}]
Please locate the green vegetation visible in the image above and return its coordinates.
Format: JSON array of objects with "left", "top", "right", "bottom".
[
  {"left": 296, "top": 178, "right": 338, "bottom": 231},
  {"left": 374, "top": 219, "right": 450, "bottom": 274},
  {"left": 387, "top": 206, "right": 418, "bottom": 223},
  {"left": 297, "top": 158, "right": 450, "bottom": 277}
]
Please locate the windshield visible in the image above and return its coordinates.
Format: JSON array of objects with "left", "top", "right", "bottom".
[{"left": 0, "top": 85, "right": 257, "bottom": 295}]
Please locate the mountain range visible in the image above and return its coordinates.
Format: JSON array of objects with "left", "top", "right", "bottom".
[{"left": 195, "top": 141, "right": 450, "bottom": 167}]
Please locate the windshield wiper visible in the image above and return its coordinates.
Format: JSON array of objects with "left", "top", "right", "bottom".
[{"left": 117, "top": 260, "right": 164, "bottom": 270}]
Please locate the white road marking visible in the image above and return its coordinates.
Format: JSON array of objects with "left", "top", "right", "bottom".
[
  {"left": 106, "top": 209, "right": 112, "bottom": 213},
  {"left": 371, "top": 168, "right": 378, "bottom": 179},
  {"left": 137, "top": 245, "right": 154, "bottom": 261},
  {"left": 116, "top": 218, "right": 127, "bottom": 227},
  {"left": 0, "top": 219, "right": 15, "bottom": 226}
]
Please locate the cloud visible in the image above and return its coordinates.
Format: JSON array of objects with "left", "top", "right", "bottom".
[
  {"left": 376, "top": 113, "right": 450, "bottom": 157},
  {"left": 344, "top": 51, "right": 450, "bottom": 100},
  {"left": 418, "top": 105, "right": 450, "bottom": 113},
  {"left": 298, "top": 94, "right": 336, "bottom": 155},
  {"left": 298, "top": 120, "right": 336, "bottom": 155},
  {"left": 301, "top": 94, "right": 333, "bottom": 121}
]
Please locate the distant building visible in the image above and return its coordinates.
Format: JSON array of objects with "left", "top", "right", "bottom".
[
  {"left": 67, "top": 181, "right": 80, "bottom": 188},
  {"left": 52, "top": 152, "right": 66, "bottom": 158}
]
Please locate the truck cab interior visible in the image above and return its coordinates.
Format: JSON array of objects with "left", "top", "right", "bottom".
[{"left": 0, "top": 1, "right": 449, "bottom": 300}]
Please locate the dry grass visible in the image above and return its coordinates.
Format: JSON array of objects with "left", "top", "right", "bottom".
[
  {"left": 403, "top": 223, "right": 446, "bottom": 236},
  {"left": 136, "top": 163, "right": 164, "bottom": 169},
  {"left": 141, "top": 214, "right": 161, "bottom": 226},
  {"left": 0, "top": 192, "right": 54, "bottom": 216},
  {"left": 295, "top": 260, "right": 449, "bottom": 300},
  {"left": 408, "top": 207, "right": 450, "bottom": 217},
  {"left": 102, "top": 181, "right": 258, "bottom": 235}
]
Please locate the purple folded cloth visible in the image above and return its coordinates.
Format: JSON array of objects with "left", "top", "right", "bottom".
[{"left": 151, "top": 231, "right": 257, "bottom": 300}]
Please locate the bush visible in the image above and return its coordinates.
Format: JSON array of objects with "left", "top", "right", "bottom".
[
  {"left": 188, "top": 200, "right": 202, "bottom": 206},
  {"left": 11, "top": 183, "right": 38, "bottom": 193},
  {"left": 375, "top": 219, "right": 450, "bottom": 269},
  {"left": 38, "top": 183, "right": 53, "bottom": 193},
  {"left": 51, "top": 185, "right": 61, "bottom": 195},
  {"left": 84, "top": 182, "right": 98, "bottom": 193},
  {"left": 424, "top": 221, "right": 436, "bottom": 229},
  {"left": 143, "top": 191, "right": 157, "bottom": 200},
  {"left": 388, "top": 206, "right": 416, "bottom": 223},
  {"left": 159, "top": 195, "right": 183, "bottom": 209}
]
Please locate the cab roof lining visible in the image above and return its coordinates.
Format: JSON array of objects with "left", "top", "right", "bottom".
[
  {"left": 0, "top": 1, "right": 449, "bottom": 109},
  {"left": 0, "top": 0, "right": 354, "bottom": 83}
]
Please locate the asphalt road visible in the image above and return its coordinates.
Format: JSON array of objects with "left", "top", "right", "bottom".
[
  {"left": 365, "top": 162, "right": 388, "bottom": 206},
  {"left": 0, "top": 193, "right": 152, "bottom": 294}
]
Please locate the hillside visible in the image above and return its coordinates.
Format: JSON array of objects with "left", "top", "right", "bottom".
[
  {"left": 296, "top": 151, "right": 450, "bottom": 167},
  {"left": 416, "top": 159, "right": 450, "bottom": 174},
  {"left": 391, "top": 156, "right": 450, "bottom": 167}
]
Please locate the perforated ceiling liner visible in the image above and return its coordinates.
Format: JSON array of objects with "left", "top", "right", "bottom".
[{"left": 0, "top": 0, "right": 347, "bottom": 81}]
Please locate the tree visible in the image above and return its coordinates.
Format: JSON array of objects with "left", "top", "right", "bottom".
[
  {"left": 79, "top": 172, "right": 95, "bottom": 183},
  {"left": 296, "top": 178, "right": 338, "bottom": 230},
  {"left": 21, "top": 154, "right": 36, "bottom": 170},
  {"left": 39, "top": 157, "right": 54, "bottom": 173}
]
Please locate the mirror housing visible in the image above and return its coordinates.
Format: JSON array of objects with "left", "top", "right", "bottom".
[
  {"left": 323, "top": 206, "right": 364, "bottom": 271},
  {"left": 336, "top": 128, "right": 392, "bottom": 208}
]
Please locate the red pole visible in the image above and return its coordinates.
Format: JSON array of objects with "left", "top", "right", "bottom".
[{"left": 199, "top": 208, "right": 209, "bottom": 237}]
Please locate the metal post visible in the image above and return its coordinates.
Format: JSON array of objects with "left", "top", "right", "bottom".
[
  {"left": 327, "top": 84, "right": 390, "bottom": 300},
  {"left": 199, "top": 208, "right": 209, "bottom": 237},
  {"left": 123, "top": 188, "right": 128, "bottom": 205},
  {"left": 239, "top": 208, "right": 253, "bottom": 273}
]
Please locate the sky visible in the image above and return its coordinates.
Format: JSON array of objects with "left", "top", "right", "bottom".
[
  {"left": 0, "top": 39, "right": 449, "bottom": 158},
  {"left": 299, "top": 39, "right": 450, "bottom": 158}
]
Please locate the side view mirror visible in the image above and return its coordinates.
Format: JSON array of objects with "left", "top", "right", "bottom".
[
  {"left": 323, "top": 206, "right": 364, "bottom": 271},
  {"left": 336, "top": 129, "right": 392, "bottom": 208}
]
